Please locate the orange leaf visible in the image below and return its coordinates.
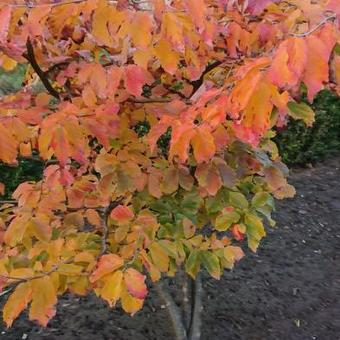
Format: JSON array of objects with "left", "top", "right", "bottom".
[
  {"left": 124, "top": 268, "right": 147, "bottom": 299},
  {"left": 90, "top": 254, "right": 124, "bottom": 283},
  {"left": 191, "top": 125, "right": 216, "bottom": 164},
  {"left": 85, "top": 209, "right": 102, "bottom": 227},
  {"left": 154, "top": 39, "right": 180, "bottom": 75},
  {"left": 185, "top": 0, "right": 206, "bottom": 32},
  {"left": 130, "top": 12, "right": 152, "bottom": 49},
  {"left": 303, "top": 24, "right": 336, "bottom": 101},
  {"left": 0, "top": 182, "right": 4, "bottom": 196},
  {"left": 0, "top": 122, "right": 18, "bottom": 164},
  {"left": 3, "top": 282, "right": 32, "bottom": 328},
  {"left": 82, "top": 84, "right": 97, "bottom": 107},
  {"left": 110, "top": 205, "right": 134, "bottom": 225},
  {"left": 124, "top": 65, "right": 152, "bottom": 97},
  {"left": 268, "top": 37, "right": 307, "bottom": 89},
  {"left": 0, "top": 6, "right": 11, "bottom": 44},
  {"left": 29, "top": 276, "right": 57, "bottom": 327}
]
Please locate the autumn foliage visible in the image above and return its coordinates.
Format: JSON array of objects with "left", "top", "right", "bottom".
[{"left": 0, "top": 0, "right": 339, "bottom": 328}]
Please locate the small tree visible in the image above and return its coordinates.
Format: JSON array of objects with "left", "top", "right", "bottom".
[{"left": 0, "top": 0, "right": 338, "bottom": 338}]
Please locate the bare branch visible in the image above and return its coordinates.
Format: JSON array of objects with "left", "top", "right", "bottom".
[
  {"left": 100, "top": 198, "right": 124, "bottom": 256},
  {"left": 0, "top": 200, "right": 17, "bottom": 205},
  {"left": 23, "top": 38, "right": 60, "bottom": 100},
  {"left": 128, "top": 97, "right": 192, "bottom": 105},
  {"left": 292, "top": 14, "right": 337, "bottom": 38}
]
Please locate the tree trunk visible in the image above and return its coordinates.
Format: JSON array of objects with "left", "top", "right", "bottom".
[{"left": 154, "top": 272, "right": 203, "bottom": 340}]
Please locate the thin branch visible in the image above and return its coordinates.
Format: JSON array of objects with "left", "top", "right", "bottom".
[
  {"left": 100, "top": 198, "right": 124, "bottom": 256},
  {"left": 128, "top": 97, "right": 192, "bottom": 105},
  {"left": 23, "top": 38, "right": 60, "bottom": 100},
  {"left": 0, "top": 259, "right": 73, "bottom": 287},
  {"left": 292, "top": 14, "right": 337, "bottom": 38},
  {"left": 0, "top": 200, "right": 17, "bottom": 205},
  {"left": 0, "top": 0, "right": 86, "bottom": 8},
  {"left": 154, "top": 280, "right": 188, "bottom": 340},
  {"left": 0, "top": 287, "right": 13, "bottom": 297}
]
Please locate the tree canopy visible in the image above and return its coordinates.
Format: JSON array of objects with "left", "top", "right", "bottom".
[{"left": 0, "top": 0, "right": 339, "bottom": 328}]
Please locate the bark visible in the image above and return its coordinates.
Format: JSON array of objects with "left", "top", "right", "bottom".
[
  {"left": 188, "top": 273, "right": 203, "bottom": 340},
  {"left": 154, "top": 280, "right": 188, "bottom": 340}
]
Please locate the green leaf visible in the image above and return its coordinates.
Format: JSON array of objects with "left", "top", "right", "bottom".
[
  {"left": 200, "top": 251, "right": 221, "bottom": 279},
  {"left": 215, "top": 210, "right": 240, "bottom": 231},
  {"left": 185, "top": 249, "right": 201, "bottom": 278},
  {"left": 287, "top": 101, "right": 315, "bottom": 127},
  {"left": 158, "top": 240, "right": 178, "bottom": 259},
  {"left": 229, "top": 191, "right": 249, "bottom": 209},
  {"left": 251, "top": 192, "right": 271, "bottom": 208},
  {"left": 245, "top": 213, "right": 266, "bottom": 252}
]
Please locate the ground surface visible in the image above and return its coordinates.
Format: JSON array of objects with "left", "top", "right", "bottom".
[{"left": 1, "top": 157, "right": 340, "bottom": 340}]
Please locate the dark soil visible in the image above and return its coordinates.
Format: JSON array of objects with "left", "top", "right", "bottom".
[{"left": 1, "top": 157, "right": 340, "bottom": 340}]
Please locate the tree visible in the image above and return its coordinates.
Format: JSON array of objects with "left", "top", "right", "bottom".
[{"left": 0, "top": 0, "right": 338, "bottom": 338}]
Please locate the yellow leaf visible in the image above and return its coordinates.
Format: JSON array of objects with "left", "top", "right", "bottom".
[
  {"left": 149, "top": 242, "right": 169, "bottom": 272},
  {"left": 92, "top": 2, "right": 113, "bottom": 46},
  {"left": 100, "top": 270, "right": 123, "bottom": 307},
  {"left": 154, "top": 39, "right": 180, "bottom": 75},
  {"left": 4, "top": 215, "right": 30, "bottom": 247},
  {"left": 120, "top": 285, "right": 144, "bottom": 315},
  {"left": 130, "top": 12, "right": 152, "bottom": 49},
  {"left": 0, "top": 54, "right": 17, "bottom": 71},
  {"left": 3, "top": 282, "right": 32, "bottom": 327},
  {"left": 29, "top": 276, "right": 57, "bottom": 327}
]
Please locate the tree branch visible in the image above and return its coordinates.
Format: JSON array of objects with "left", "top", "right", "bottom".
[
  {"left": 0, "top": 200, "right": 17, "bottom": 205},
  {"left": 128, "top": 97, "right": 192, "bottom": 105},
  {"left": 292, "top": 14, "right": 336, "bottom": 38},
  {"left": 100, "top": 198, "right": 124, "bottom": 256},
  {"left": 23, "top": 38, "right": 60, "bottom": 100}
]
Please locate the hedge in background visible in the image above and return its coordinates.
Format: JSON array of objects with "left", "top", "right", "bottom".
[{"left": 275, "top": 90, "right": 340, "bottom": 166}]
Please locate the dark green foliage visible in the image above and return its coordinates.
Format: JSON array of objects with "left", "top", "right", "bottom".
[
  {"left": 0, "top": 159, "right": 44, "bottom": 199},
  {"left": 275, "top": 90, "right": 340, "bottom": 166}
]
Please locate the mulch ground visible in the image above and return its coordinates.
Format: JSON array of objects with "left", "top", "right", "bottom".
[{"left": 1, "top": 157, "right": 340, "bottom": 340}]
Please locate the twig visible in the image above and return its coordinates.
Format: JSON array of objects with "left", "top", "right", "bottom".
[
  {"left": 0, "top": 259, "right": 73, "bottom": 286},
  {"left": 0, "top": 0, "right": 86, "bottom": 8},
  {"left": 23, "top": 38, "right": 60, "bottom": 100},
  {"left": 128, "top": 97, "right": 192, "bottom": 105},
  {"left": 154, "top": 280, "right": 188, "bottom": 340},
  {"left": 0, "top": 200, "right": 17, "bottom": 205},
  {"left": 100, "top": 198, "right": 124, "bottom": 256},
  {"left": 0, "top": 287, "right": 13, "bottom": 297},
  {"left": 292, "top": 14, "right": 336, "bottom": 38},
  {"left": 188, "top": 273, "right": 203, "bottom": 340}
]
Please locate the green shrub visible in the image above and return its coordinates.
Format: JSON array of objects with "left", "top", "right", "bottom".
[
  {"left": 274, "top": 90, "right": 340, "bottom": 166},
  {"left": 0, "top": 159, "right": 44, "bottom": 199}
]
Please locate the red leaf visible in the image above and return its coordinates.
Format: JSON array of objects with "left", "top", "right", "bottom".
[
  {"left": 124, "top": 268, "right": 147, "bottom": 299},
  {"left": 110, "top": 205, "right": 134, "bottom": 225},
  {"left": 124, "top": 65, "right": 153, "bottom": 97}
]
